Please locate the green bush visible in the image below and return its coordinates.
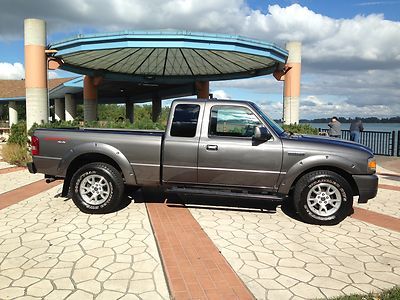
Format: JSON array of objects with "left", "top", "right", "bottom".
[
  {"left": 28, "top": 120, "right": 81, "bottom": 136},
  {"left": 8, "top": 121, "right": 28, "bottom": 146},
  {"left": 1, "top": 143, "right": 30, "bottom": 166},
  {"left": 282, "top": 124, "right": 318, "bottom": 135}
]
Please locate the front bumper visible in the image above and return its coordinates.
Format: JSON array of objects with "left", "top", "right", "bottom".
[
  {"left": 27, "top": 162, "right": 36, "bottom": 174},
  {"left": 353, "top": 174, "right": 378, "bottom": 203}
]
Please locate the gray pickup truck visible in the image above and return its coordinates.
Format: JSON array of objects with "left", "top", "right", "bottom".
[{"left": 28, "top": 99, "right": 378, "bottom": 225}]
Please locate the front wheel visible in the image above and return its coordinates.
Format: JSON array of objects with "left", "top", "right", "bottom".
[
  {"left": 293, "top": 170, "right": 353, "bottom": 225},
  {"left": 70, "top": 162, "right": 125, "bottom": 213}
]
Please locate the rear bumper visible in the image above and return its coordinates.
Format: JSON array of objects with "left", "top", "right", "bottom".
[
  {"left": 353, "top": 174, "right": 378, "bottom": 203},
  {"left": 27, "top": 162, "right": 37, "bottom": 174}
]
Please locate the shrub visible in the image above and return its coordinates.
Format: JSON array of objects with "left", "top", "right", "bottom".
[
  {"left": 1, "top": 143, "right": 30, "bottom": 166},
  {"left": 28, "top": 120, "right": 80, "bottom": 136},
  {"left": 8, "top": 121, "right": 28, "bottom": 146},
  {"left": 282, "top": 124, "right": 318, "bottom": 135}
]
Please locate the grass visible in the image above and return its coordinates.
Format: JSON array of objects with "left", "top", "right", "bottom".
[
  {"left": 1, "top": 143, "right": 31, "bottom": 166},
  {"left": 326, "top": 286, "right": 400, "bottom": 300}
]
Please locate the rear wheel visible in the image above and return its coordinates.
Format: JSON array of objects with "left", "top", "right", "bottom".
[
  {"left": 294, "top": 170, "right": 353, "bottom": 225},
  {"left": 70, "top": 162, "right": 124, "bottom": 213}
]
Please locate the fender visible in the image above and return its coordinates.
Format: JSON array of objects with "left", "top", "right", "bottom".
[
  {"left": 277, "top": 154, "right": 360, "bottom": 194},
  {"left": 57, "top": 142, "right": 137, "bottom": 185}
]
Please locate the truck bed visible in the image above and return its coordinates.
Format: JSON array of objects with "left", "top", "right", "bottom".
[{"left": 33, "top": 127, "right": 165, "bottom": 185}]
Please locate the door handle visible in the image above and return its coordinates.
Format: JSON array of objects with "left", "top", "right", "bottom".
[{"left": 206, "top": 145, "right": 218, "bottom": 151}]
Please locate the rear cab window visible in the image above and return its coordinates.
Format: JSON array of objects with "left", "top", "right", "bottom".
[{"left": 170, "top": 104, "right": 200, "bottom": 137}]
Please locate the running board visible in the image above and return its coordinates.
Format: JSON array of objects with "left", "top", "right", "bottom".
[{"left": 166, "top": 187, "right": 283, "bottom": 201}]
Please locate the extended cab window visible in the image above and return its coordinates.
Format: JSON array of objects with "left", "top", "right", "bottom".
[
  {"left": 170, "top": 104, "right": 200, "bottom": 137},
  {"left": 209, "top": 105, "right": 262, "bottom": 137}
]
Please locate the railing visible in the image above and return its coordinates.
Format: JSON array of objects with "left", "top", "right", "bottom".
[{"left": 319, "top": 129, "right": 395, "bottom": 156}]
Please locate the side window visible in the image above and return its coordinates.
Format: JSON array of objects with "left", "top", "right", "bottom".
[
  {"left": 170, "top": 104, "right": 200, "bottom": 137},
  {"left": 209, "top": 105, "right": 262, "bottom": 137}
]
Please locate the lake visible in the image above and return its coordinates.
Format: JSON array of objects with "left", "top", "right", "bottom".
[{"left": 305, "top": 123, "right": 400, "bottom": 132}]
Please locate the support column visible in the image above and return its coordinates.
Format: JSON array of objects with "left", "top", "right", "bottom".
[
  {"left": 24, "top": 18, "right": 48, "bottom": 129},
  {"left": 54, "top": 98, "right": 65, "bottom": 121},
  {"left": 283, "top": 41, "right": 301, "bottom": 125},
  {"left": 196, "top": 81, "right": 209, "bottom": 99},
  {"left": 8, "top": 101, "right": 18, "bottom": 127},
  {"left": 152, "top": 97, "right": 161, "bottom": 122},
  {"left": 83, "top": 76, "right": 98, "bottom": 122},
  {"left": 126, "top": 100, "right": 134, "bottom": 124},
  {"left": 65, "top": 93, "right": 76, "bottom": 121}
]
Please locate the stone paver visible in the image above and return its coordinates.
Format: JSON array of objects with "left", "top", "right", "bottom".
[
  {"left": 0, "top": 161, "right": 14, "bottom": 169},
  {"left": 0, "top": 169, "right": 43, "bottom": 194},
  {"left": 190, "top": 205, "right": 400, "bottom": 300},
  {"left": 0, "top": 186, "right": 169, "bottom": 299},
  {"left": 355, "top": 187, "right": 400, "bottom": 218}
]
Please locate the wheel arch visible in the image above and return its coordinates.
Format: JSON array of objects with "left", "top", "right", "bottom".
[
  {"left": 285, "top": 165, "right": 359, "bottom": 199},
  {"left": 60, "top": 144, "right": 137, "bottom": 196}
]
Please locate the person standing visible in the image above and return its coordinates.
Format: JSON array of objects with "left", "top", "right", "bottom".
[
  {"left": 328, "top": 117, "right": 341, "bottom": 138},
  {"left": 350, "top": 118, "right": 364, "bottom": 143}
]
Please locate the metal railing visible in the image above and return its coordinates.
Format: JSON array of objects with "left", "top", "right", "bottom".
[{"left": 319, "top": 129, "right": 395, "bottom": 156}]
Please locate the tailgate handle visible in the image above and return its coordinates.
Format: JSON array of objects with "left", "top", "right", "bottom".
[{"left": 206, "top": 145, "right": 218, "bottom": 151}]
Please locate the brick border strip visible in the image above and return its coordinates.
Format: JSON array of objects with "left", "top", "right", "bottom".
[
  {"left": 352, "top": 207, "right": 400, "bottom": 232},
  {"left": 379, "top": 183, "right": 400, "bottom": 192},
  {"left": 146, "top": 203, "right": 254, "bottom": 300},
  {"left": 377, "top": 172, "right": 400, "bottom": 178},
  {"left": 0, "top": 166, "right": 27, "bottom": 174},
  {"left": 0, "top": 180, "right": 62, "bottom": 210}
]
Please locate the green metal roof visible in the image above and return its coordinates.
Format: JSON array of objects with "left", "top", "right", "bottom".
[{"left": 50, "top": 31, "right": 288, "bottom": 83}]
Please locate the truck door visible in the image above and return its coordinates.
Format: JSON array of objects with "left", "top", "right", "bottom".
[
  {"left": 162, "top": 102, "right": 204, "bottom": 184},
  {"left": 197, "top": 103, "right": 282, "bottom": 190}
]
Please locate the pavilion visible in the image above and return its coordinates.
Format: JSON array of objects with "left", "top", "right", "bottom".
[{"left": 1, "top": 19, "right": 302, "bottom": 129}]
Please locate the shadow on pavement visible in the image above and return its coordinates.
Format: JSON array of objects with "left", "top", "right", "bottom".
[{"left": 126, "top": 187, "right": 300, "bottom": 219}]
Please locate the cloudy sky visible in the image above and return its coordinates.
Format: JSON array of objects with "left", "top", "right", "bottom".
[{"left": 0, "top": 0, "right": 399, "bottom": 119}]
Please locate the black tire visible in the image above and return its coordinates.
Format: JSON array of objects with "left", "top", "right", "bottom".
[
  {"left": 70, "top": 162, "right": 124, "bottom": 213},
  {"left": 293, "top": 170, "right": 353, "bottom": 225}
]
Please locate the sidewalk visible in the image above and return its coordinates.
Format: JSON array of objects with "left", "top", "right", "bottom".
[
  {"left": 376, "top": 155, "right": 400, "bottom": 174},
  {"left": 0, "top": 159, "right": 399, "bottom": 300}
]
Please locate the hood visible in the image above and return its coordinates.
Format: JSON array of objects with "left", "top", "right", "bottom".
[{"left": 281, "top": 133, "right": 374, "bottom": 156}]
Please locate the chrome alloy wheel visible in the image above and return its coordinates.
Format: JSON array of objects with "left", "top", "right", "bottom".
[
  {"left": 79, "top": 174, "right": 111, "bottom": 206},
  {"left": 306, "top": 183, "right": 342, "bottom": 217}
]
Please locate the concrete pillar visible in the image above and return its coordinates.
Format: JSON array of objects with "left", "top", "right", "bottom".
[
  {"left": 83, "top": 76, "right": 98, "bottom": 122},
  {"left": 283, "top": 41, "right": 301, "bottom": 125},
  {"left": 196, "top": 81, "right": 209, "bottom": 99},
  {"left": 65, "top": 93, "right": 76, "bottom": 121},
  {"left": 8, "top": 101, "right": 18, "bottom": 127},
  {"left": 152, "top": 97, "right": 161, "bottom": 122},
  {"left": 126, "top": 100, "right": 134, "bottom": 124},
  {"left": 54, "top": 98, "right": 65, "bottom": 121},
  {"left": 24, "top": 18, "right": 48, "bottom": 129}
]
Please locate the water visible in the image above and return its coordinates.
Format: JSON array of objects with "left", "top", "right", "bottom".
[{"left": 306, "top": 123, "right": 400, "bottom": 132}]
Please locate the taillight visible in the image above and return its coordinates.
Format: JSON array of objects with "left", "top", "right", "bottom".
[{"left": 31, "top": 136, "right": 39, "bottom": 156}]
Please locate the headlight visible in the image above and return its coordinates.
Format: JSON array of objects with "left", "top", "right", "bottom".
[{"left": 368, "top": 157, "right": 376, "bottom": 173}]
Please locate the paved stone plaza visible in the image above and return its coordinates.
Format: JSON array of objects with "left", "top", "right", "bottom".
[
  {"left": 0, "top": 186, "right": 169, "bottom": 300},
  {"left": 0, "top": 157, "right": 399, "bottom": 299},
  {"left": 190, "top": 206, "right": 400, "bottom": 299}
]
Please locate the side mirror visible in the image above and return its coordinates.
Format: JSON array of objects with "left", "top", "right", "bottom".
[{"left": 253, "top": 126, "right": 272, "bottom": 142}]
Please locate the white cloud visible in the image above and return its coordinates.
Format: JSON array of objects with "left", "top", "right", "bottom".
[
  {"left": 0, "top": 62, "right": 59, "bottom": 80},
  {"left": 298, "top": 95, "right": 396, "bottom": 119},
  {"left": 211, "top": 89, "right": 231, "bottom": 99},
  {"left": 48, "top": 71, "right": 59, "bottom": 79},
  {"left": 1, "top": 1, "right": 399, "bottom": 70},
  {"left": 0, "top": 1, "right": 399, "bottom": 118},
  {"left": 0, "top": 62, "right": 24, "bottom": 79}
]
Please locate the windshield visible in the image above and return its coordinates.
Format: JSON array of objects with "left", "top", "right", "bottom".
[{"left": 250, "top": 102, "right": 285, "bottom": 136}]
